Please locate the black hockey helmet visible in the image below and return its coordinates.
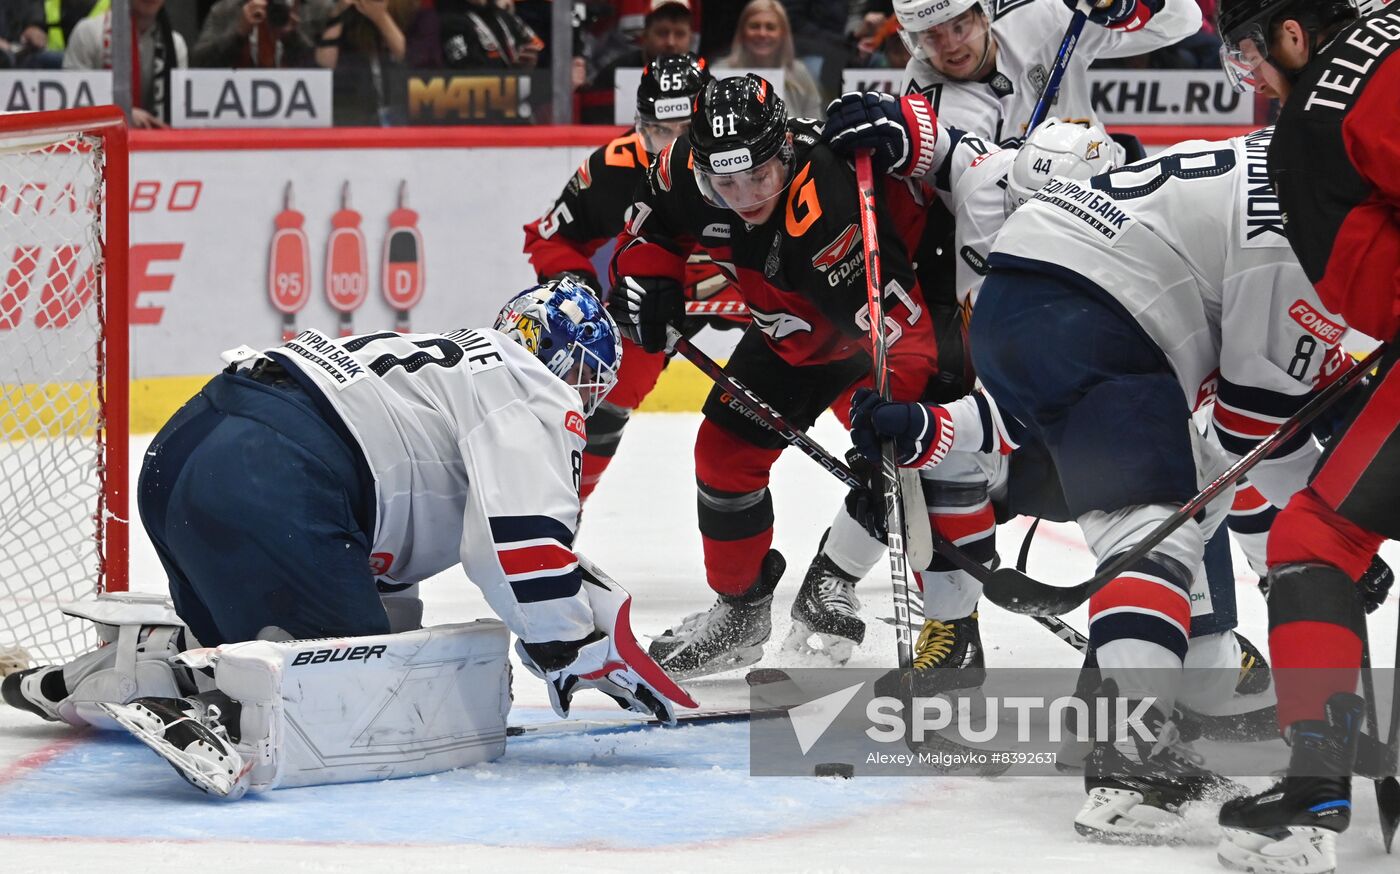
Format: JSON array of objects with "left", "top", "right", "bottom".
[
  {"left": 636, "top": 53, "right": 709, "bottom": 123},
  {"left": 688, "top": 75, "right": 795, "bottom": 214},
  {"left": 1216, "top": 0, "right": 1357, "bottom": 90}
]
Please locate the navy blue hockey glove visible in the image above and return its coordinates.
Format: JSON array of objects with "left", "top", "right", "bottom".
[
  {"left": 607, "top": 275, "right": 684, "bottom": 354},
  {"left": 843, "top": 449, "right": 887, "bottom": 542},
  {"left": 849, "top": 387, "right": 954, "bottom": 468},
  {"left": 1069, "top": 0, "right": 1163, "bottom": 30},
  {"left": 823, "top": 92, "right": 938, "bottom": 178}
]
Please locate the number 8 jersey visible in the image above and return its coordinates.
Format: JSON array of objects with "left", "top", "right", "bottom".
[
  {"left": 264, "top": 326, "right": 595, "bottom": 646},
  {"left": 988, "top": 127, "right": 1351, "bottom": 507}
]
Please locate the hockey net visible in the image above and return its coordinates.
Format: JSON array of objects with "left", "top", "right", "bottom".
[{"left": 0, "top": 108, "right": 128, "bottom": 674}]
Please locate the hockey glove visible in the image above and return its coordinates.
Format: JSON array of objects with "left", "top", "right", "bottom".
[
  {"left": 608, "top": 275, "right": 684, "bottom": 354},
  {"left": 843, "top": 449, "right": 888, "bottom": 542},
  {"left": 849, "top": 387, "right": 955, "bottom": 469},
  {"left": 1358, "top": 554, "right": 1394, "bottom": 614},
  {"left": 1070, "top": 0, "right": 1163, "bottom": 31},
  {"left": 823, "top": 92, "right": 938, "bottom": 178},
  {"left": 517, "top": 633, "right": 678, "bottom": 724}
]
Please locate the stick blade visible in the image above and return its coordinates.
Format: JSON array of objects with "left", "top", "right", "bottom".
[
  {"left": 1380, "top": 776, "right": 1400, "bottom": 852},
  {"left": 982, "top": 568, "right": 1088, "bottom": 616}
]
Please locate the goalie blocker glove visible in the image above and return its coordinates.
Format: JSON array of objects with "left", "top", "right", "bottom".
[
  {"left": 607, "top": 274, "right": 685, "bottom": 354},
  {"left": 823, "top": 92, "right": 938, "bottom": 178}
]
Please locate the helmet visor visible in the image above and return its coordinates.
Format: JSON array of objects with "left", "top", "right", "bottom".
[
  {"left": 694, "top": 150, "right": 793, "bottom": 212},
  {"left": 637, "top": 117, "right": 691, "bottom": 154},
  {"left": 898, "top": 9, "right": 990, "bottom": 69},
  {"left": 1219, "top": 24, "right": 1269, "bottom": 93}
]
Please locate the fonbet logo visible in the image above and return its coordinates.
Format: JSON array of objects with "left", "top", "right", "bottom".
[{"left": 709, "top": 147, "right": 753, "bottom": 172}]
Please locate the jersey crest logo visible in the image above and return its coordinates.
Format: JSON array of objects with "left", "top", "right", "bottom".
[
  {"left": 990, "top": 73, "right": 1014, "bottom": 98},
  {"left": 1025, "top": 67, "right": 1049, "bottom": 100},
  {"left": 369, "top": 552, "right": 394, "bottom": 576},
  {"left": 764, "top": 233, "right": 783, "bottom": 277},
  {"left": 749, "top": 307, "right": 813, "bottom": 340},
  {"left": 812, "top": 224, "right": 861, "bottom": 272},
  {"left": 565, "top": 410, "right": 587, "bottom": 440}
]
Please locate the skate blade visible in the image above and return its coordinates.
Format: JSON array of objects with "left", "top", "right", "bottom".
[
  {"left": 100, "top": 702, "right": 250, "bottom": 800},
  {"left": 1217, "top": 826, "right": 1337, "bottom": 874},
  {"left": 781, "top": 622, "right": 855, "bottom": 666},
  {"left": 659, "top": 645, "right": 767, "bottom": 682},
  {"left": 1073, "top": 787, "right": 1188, "bottom": 846}
]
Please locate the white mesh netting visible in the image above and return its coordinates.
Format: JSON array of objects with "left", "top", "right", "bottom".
[{"left": 0, "top": 128, "right": 111, "bottom": 667}]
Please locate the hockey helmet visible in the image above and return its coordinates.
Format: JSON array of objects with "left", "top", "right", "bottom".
[
  {"left": 494, "top": 277, "right": 621, "bottom": 416},
  {"left": 689, "top": 74, "right": 794, "bottom": 213},
  {"left": 637, "top": 54, "right": 710, "bottom": 153},
  {"left": 1215, "top": 0, "right": 1357, "bottom": 91},
  {"left": 1005, "top": 119, "right": 1120, "bottom": 214},
  {"left": 895, "top": 0, "right": 992, "bottom": 74}
]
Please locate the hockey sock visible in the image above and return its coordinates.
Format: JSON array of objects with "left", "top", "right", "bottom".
[{"left": 1266, "top": 563, "right": 1364, "bottom": 731}]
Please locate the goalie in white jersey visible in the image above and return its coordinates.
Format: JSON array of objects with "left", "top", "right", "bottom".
[
  {"left": 853, "top": 127, "right": 1353, "bottom": 840},
  {"left": 3, "top": 277, "right": 696, "bottom": 799}
]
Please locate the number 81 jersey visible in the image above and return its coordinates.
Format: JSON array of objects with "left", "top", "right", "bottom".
[
  {"left": 266, "top": 326, "right": 595, "bottom": 644},
  {"left": 988, "top": 127, "right": 1351, "bottom": 505}
]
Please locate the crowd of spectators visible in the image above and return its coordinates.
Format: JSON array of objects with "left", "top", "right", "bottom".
[{"left": 3, "top": 0, "right": 1228, "bottom": 127}]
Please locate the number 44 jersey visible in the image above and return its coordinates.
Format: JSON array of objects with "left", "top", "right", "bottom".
[
  {"left": 265, "top": 327, "right": 595, "bottom": 645},
  {"left": 989, "top": 127, "right": 1352, "bottom": 507}
]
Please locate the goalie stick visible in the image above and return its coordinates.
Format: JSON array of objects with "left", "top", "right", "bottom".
[{"left": 977, "top": 344, "right": 1385, "bottom": 616}]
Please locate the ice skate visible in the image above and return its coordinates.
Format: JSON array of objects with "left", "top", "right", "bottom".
[
  {"left": 649, "top": 550, "right": 785, "bottom": 680},
  {"left": 1217, "top": 694, "right": 1362, "bottom": 874},
  {"left": 784, "top": 544, "right": 864, "bottom": 666},
  {"left": 101, "top": 693, "right": 251, "bottom": 800}
]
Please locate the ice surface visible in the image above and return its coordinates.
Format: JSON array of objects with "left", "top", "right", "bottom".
[{"left": 1, "top": 413, "right": 1395, "bottom": 873}]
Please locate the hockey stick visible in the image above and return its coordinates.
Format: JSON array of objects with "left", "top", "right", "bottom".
[
  {"left": 506, "top": 707, "right": 757, "bottom": 739},
  {"left": 683, "top": 300, "right": 749, "bottom": 317},
  {"left": 1359, "top": 627, "right": 1400, "bottom": 851},
  {"left": 1026, "top": 0, "right": 1093, "bottom": 133},
  {"left": 979, "top": 344, "right": 1385, "bottom": 616},
  {"left": 855, "top": 150, "right": 917, "bottom": 671}
]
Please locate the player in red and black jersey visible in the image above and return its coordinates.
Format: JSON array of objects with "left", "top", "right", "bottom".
[
  {"left": 608, "top": 73, "right": 941, "bottom": 679},
  {"left": 523, "top": 54, "right": 744, "bottom": 503},
  {"left": 1214, "top": 0, "right": 1400, "bottom": 869}
]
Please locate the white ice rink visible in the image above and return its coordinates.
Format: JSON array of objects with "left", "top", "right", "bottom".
[{"left": 2, "top": 412, "right": 1396, "bottom": 874}]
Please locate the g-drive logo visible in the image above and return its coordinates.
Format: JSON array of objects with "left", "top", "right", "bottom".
[
  {"left": 709, "top": 147, "right": 754, "bottom": 172},
  {"left": 787, "top": 681, "right": 1159, "bottom": 753}
]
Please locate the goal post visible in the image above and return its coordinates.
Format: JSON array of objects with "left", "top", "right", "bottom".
[{"left": 0, "top": 107, "right": 129, "bottom": 672}]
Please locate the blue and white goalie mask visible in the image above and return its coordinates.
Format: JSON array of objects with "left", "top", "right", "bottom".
[{"left": 494, "top": 278, "right": 622, "bottom": 416}]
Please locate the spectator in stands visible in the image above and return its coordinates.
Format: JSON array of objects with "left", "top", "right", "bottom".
[
  {"left": 712, "top": 0, "right": 823, "bottom": 119},
  {"left": 777, "top": 0, "right": 850, "bottom": 99},
  {"left": 65, "top": 0, "right": 189, "bottom": 129},
  {"left": 193, "top": 0, "right": 331, "bottom": 68},
  {"left": 34, "top": 0, "right": 101, "bottom": 57},
  {"left": 580, "top": 0, "right": 694, "bottom": 124},
  {"left": 438, "top": 0, "right": 544, "bottom": 70},
  {"left": 316, "top": 0, "right": 440, "bottom": 125},
  {"left": 0, "top": 1, "right": 59, "bottom": 69}
]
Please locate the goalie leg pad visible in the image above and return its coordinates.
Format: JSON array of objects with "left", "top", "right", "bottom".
[{"left": 197, "top": 620, "right": 511, "bottom": 794}]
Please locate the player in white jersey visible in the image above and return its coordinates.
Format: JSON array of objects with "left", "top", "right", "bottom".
[
  {"left": 894, "top": 0, "right": 1202, "bottom": 146},
  {"left": 853, "top": 127, "right": 1353, "bottom": 840},
  {"left": 3, "top": 278, "right": 695, "bottom": 799}
]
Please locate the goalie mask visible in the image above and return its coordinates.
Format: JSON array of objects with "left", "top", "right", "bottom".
[
  {"left": 636, "top": 53, "right": 710, "bottom": 154},
  {"left": 689, "top": 74, "right": 795, "bottom": 218},
  {"left": 1005, "top": 119, "right": 1120, "bottom": 215},
  {"left": 494, "top": 278, "right": 622, "bottom": 416}
]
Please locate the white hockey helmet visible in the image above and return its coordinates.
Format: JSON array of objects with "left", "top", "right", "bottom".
[
  {"left": 895, "top": 0, "right": 989, "bottom": 66},
  {"left": 1005, "top": 119, "right": 1121, "bottom": 214}
]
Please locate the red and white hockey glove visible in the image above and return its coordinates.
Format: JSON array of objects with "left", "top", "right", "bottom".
[
  {"left": 516, "top": 557, "right": 697, "bottom": 724},
  {"left": 823, "top": 92, "right": 938, "bottom": 179}
]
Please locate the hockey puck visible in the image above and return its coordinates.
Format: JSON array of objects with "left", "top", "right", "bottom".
[
  {"left": 746, "top": 668, "right": 791, "bottom": 687},
  {"left": 814, "top": 762, "right": 854, "bottom": 779}
]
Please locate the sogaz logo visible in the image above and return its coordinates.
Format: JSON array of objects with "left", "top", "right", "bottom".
[{"left": 709, "top": 147, "right": 753, "bottom": 172}]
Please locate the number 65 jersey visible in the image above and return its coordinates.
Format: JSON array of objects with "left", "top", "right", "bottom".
[
  {"left": 989, "top": 127, "right": 1351, "bottom": 507},
  {"left": 266, "top": 327, "right": 595, "bottom": 646}
]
